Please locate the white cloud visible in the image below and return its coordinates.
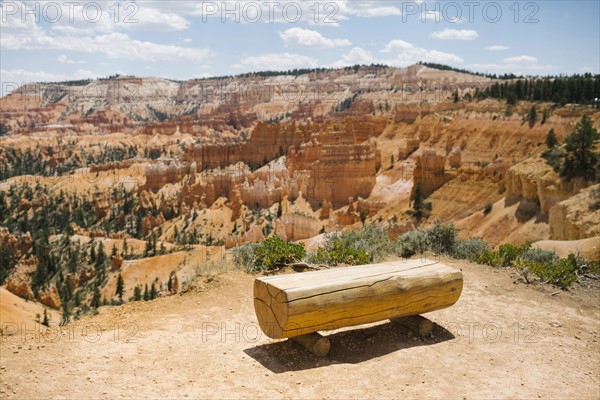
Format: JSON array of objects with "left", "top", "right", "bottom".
[
  {"left": 421, "top": 10, "right": 443, "bottom": 22},
  {"left": 381, "top": 39, "right": 415, "bottom": 53},
  {"left": 467, "top": 62, "right": 555, "bottom": 73},
  {"left": 503, "top": 55, "right": 538, "bottom": 64},
  {"left": 469, "top": 54, "right": 548, "bottom": 73},
  {"left": 56, "top": 54, "right": 85, "bottom": 65},
  {"left": 485, "top": 45, "right": 509, "bottom": 51},
  {"left": 430, "top": 29, "right": 479, "bottom": 40},
  {"left": 387, "top": 49, "right": 463, "bottom": 65},
  {"left": 2, "top": 29, "right": 213, "bottom": 62},
  {"left": 136, "top": 0, "right": 401, "bottom": 24},
  {"left": 0, "top": 5, "right": 46, "bottom": 50},
  {"left": 0, "top": 68, "right": 99, "bottom": 87},
  {"left": 45, "top": 3, "right": 190, "bottom": 34},
  {"left": 0, "top": 2, "right": 211, "bottom": 63},
  {"left": 378, "top": 39, "right": 463, "bottom": 66},
  {"left": 279, "top": 28, "right": 351, "bottom": 49},
  {"left": 330, "top": 41, "right": 463, "bottom": 68},
  {"left": 182, "top": 38, "right": 193, "bottom": 43},
  {"left": 240, "top": 53, "right": 319, "bottom": 71},
  {"left": 57, "top": 54, "right": 74, "bottom": 64},
  {"left": 129, "top": 7, "right": 190, "bottom": 32},
  {"left": 329, "top": 47, "right": 375, "bottom": 68}
]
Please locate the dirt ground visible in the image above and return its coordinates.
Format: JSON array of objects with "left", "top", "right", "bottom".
[{"left": 1, "top": 259, "right": 599, "bottom": 399}]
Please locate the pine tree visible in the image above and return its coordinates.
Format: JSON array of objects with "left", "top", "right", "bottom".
[
  {"left": 541, "top": 110, "right": 549, "bottom": 124},
  {"left": 0, "top": 242, "right": 13, "bottom": 284},
  {"left": 546, "top": 128, "right": 559, "bottom": 148},
  {"left": 122, "top": 238, "right": 128, "bottom": 257},
  {"left": 116, "top": 273, "right": 124, "bottom": 304},
  {"left": 95, "top": 242, "right": 107, "bottom": 283},
  {"left": 150, "top": 282, "right": 158, "bottom": 300},
  {"left": 42, "top": 309, "right": 49, "bottom": 327},
  {"left": 144, "top": 236, "right": 152, "bottom": 256},
  {"left": 90, "top": 241, "right": 96, "bottom": 262},
  {"left": 96, "top": 242, "right": 106, "bottom": 268},
  {"left": 406, "top": 183, "right": 432, "bottom": 221},
  {"left": 143, "top": 284, "right": 149, "bottom": 301},
  {"left": 61, "top": 304, "right": 71, "bottom": 325},
  {"left": 0, "top": 191, "right": 6, "bottom": 221},
  {"left": 68, "top": 248, "right": 78, "bottom": 274},
  {"left": 91, "top": 285, "right": 101, "bottom": 308},
  {"left": 133, "top": 285, "right": 142, "bottom": 301},
  {"left": 528, "top": 105, "right": 537, "bottom": 124},
  {"left": 111, "top": 243, "right": 118, "bottom": 258},
  {"left": 561, "top": 116, "right": 600, "bottom": 180}
]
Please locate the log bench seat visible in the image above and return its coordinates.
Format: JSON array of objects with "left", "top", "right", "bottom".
[{"left": 253, "top": 258, "right": 463, "bottom": 356}]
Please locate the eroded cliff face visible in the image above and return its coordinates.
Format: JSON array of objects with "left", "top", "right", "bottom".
[
  {"left": 5, "top": 257, "right": 37, "bottom": 301},
  {"left": 181, "top": 118, "right": 385, "bottom": 169},
  {"left": 274, "top": 213, "right": 321, "bottom": 242},
  {"left": 289, "top": 138, "right": 381, "bottom": 208},
  {"left": 412, "top": 149, "right": 450, "bottom": 197},
  {"left": 0, "top": 228, "right": 33, "bottom": 262},
  {"left": 549, "top": 185, "right": 600, "bottom": 240},
  {"left": 144, "top": 118, "right": 383, "bottom": 211},
  {"left": 142, "top": 161, "right": 191, "bottom": 192},
  {"left": 504, "top": 158, "right": 589, "bottom": 215}
]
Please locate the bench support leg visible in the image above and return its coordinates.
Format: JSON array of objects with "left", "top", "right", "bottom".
[
  {"left": 292, "top": 332, "right": 330, "bottom": 357},
  {"left": 391, "top": 315, "right": 433, "bottom": 338}
]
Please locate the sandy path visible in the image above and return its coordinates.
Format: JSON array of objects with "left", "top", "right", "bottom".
[{"left": 1, "top": 260, "right": 599, "bottom": 399}]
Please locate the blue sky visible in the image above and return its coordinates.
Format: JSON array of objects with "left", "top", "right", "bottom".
[{"left": 1, "top": 0, "right": 599, "bottom": 89}]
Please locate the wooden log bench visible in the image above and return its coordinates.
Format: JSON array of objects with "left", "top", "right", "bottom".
[{"left": 253, "top": 259, "right": 463, "bottom": 357}]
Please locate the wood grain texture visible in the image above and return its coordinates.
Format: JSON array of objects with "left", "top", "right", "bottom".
[{"left": 253, "top": 259, "right": 463, "bottom": 339}]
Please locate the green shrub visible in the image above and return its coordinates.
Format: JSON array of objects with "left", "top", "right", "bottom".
[
  {"left": 453, "top": 238, "right": 490, "bottom": 262},
  {"left": 309, "top": 225, "right": 391, "bottom": 266},
  {"left": 338, "top": 224, "right": 394, "bottom": 262},
  {"left": 520, "top": 248, "right": 559, "bottom": 265},
  {"left": 480, "top": 249, "right": 504, "bottom": 267},
  {"left": 526, "top": 253, "right": 582, "bottom": 288},
  {"left": 232, "top": 243, "right": 260, "bottom": 272},
  {"left": 232, "top": 236, "right": 305, "bottom": 273},
  {"left": 309, "top": 240, "right": 370, "bottom": 266},
  {"left": 395, "top": 231, "right": 428, "bottom": 258},
  {"left": 483, "top": 203, "right": 493, "bottom": 215},
  {"left": 255, "top": 236, "right": 306, "bottom": 270},
  {"left": 587, "top": 260, "right": 600, "bottom": 276},
  {"left": 497, "top": 242, "right": 532, "bottom": 267},
  {"left": 541, "top": 147, "right": 565, "bottom": 172},
  {"left": 425, "top": 222, "right": 458, "bottom": 255}
]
